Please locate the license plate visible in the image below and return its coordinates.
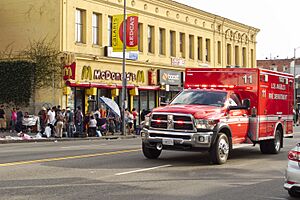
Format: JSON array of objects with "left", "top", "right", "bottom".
[{"left": 162, "top": 138, "right": 174, "bottom": 146}]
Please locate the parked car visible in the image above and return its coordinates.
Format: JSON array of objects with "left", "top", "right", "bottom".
[{"left": 284, "top": 143, "right": 300, "bottom": 197}]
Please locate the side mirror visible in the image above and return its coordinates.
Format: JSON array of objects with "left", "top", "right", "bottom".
[{"left": 242, "top": 99, "right": 250, "bottom": 109}]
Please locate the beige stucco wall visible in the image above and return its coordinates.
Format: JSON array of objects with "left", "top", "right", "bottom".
[{"left": 0, "top": 0, "right": 61, "bottom": 53}]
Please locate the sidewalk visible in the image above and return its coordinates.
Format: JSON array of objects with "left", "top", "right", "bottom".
[{"left": 0, "top": 131, "right": 137, "bottom": 144}]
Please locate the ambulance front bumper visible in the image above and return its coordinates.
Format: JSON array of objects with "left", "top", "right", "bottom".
[{"left": 141, "top": 128, "right": 214, "bottom": 150}]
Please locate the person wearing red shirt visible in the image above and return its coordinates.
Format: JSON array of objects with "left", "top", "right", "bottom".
[{"left": 132, "top": 108, "right": 138, "bottom": 133}]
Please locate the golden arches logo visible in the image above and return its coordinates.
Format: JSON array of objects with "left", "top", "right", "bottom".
[
  {"left": 81, "top": 65, "right": 92, "bottom": 80},
  {"left": 64, "top": 67, "right": 73, "bottom": 78},
  {"left": 136, "top": 70, "right": 145, "bottom": 83}
]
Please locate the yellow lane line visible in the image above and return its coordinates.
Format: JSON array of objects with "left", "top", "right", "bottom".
[{"left": 0, "top": 149, "right": 140, "bottom": 167}]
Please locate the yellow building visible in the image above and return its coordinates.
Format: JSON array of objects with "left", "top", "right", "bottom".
[{"left": 0, "top": 0, "right": 259, "bottom": 114}]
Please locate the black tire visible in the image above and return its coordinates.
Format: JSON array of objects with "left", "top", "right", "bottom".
[
  {"left": 142, "top": 142, "right": 161, "bottom": 159},
  {"left": 210, "top": 133, "right": 230, "bottom": 165},
  {"left": 288, "top": 189, "right": 300, "bottom": 197},
  {"left": 260, "top": 129, "right": 281, "bottom": 154}
]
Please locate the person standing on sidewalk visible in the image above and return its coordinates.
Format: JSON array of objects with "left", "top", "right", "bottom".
[
  {"left": 74, "top": 106, "right": 83, "bottom": 137},
  {"left": 15, "top": 107, "right": 23, "bottom": 133},
  {"left": 10, "top": 108, "right": 17, "bottom": 133},
  {"left": 47, "top": 107, "right": 56, "bottom": 137},
  {"left": 132, "top": 108, "right": 138, "bottom": 134},
  {"left": 0, "top": 105, "right": 6, "bottom": 132},
  {"left": 65, "top": 107, "right": 74, "bottom": 137},
  {"left": 55, "top": 111, "right": 64, "bottom": 138}
]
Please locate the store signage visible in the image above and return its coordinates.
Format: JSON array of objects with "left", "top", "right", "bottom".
[
  {"left": 171, "top": 57, "right": 185, "bottom": 67},
  {"left": 81, "top": 65, "right": 93, "bottom": 80},
  {"left": 148, "top": 69, "right": 157, "bottom": 85},
  {"left": 112, "top": 14, "right": 138, "bottom": 52},
  {"left": 159, "top": 69, "right": 182, "bottom": 85},
  {"left": 94, "top": 70, "right": 137, "bottom": 82},
  {"left": 106, "top": 46, "right": 138, "bottom": 60},
  {"left": 63, "top": 62, "right": 76, "bottom": 80},
  {"left": 136, "top": 70, "right": 145, "bottom": 83}
]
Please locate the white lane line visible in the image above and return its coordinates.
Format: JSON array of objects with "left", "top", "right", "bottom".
[{"left": 115, "top": 164, "right": 172, "bottom": 176}]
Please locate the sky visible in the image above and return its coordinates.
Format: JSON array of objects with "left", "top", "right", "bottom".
[{"left": 174, "top": 0, "right": 300, "bottom": 60}]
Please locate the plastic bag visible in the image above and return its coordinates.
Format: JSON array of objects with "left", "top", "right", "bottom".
[
  {"left": 44, "top": 126, "right": 51, "bottom": 138},
  {"left": 96, "top": 130, "right": 102, "bottom": 137}
]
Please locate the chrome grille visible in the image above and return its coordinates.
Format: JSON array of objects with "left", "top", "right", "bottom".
[{"left": 150, "top": 113, "right": 194, "bottom": 131}]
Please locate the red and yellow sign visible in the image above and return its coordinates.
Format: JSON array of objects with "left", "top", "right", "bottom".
[
  {"left": 63, "top": 62, "right": 76, "bottom": 80},
  {"left": 112, "top": 14, "right": 138, "bottom": 52}
]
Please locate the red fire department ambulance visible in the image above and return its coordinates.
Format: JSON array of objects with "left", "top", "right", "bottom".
[{"left": 141, "top": 68, "right": 294, "bottom": 164}]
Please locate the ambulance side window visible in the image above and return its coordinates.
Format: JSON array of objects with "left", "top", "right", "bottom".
[{"left": 229, "top": 94, "right": 242, "bottom": 106}]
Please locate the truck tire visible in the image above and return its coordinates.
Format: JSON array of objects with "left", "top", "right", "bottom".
[
  {"left": 142, "top": 142, "right": 161, "bottom": 159},
  {"left": 260, "top": 129, "right": 282, "bottom": 154},
  {"left": 288, "top": 189, "right": 300, "bottom": 197},
  {"left": 210, "top": 133, "right": 230, "bottom": 164}
]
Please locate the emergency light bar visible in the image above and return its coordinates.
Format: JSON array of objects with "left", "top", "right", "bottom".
[{"left": 185, "top": 84, "right": 253, "bottom": 90}]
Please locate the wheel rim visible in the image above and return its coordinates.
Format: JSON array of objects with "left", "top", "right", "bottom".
[
  {"left": 275, "top": 132, "right": 280, "bottom": 151},
  {"left": 218, "top": 138, "right": 229, "bottom": 160}
]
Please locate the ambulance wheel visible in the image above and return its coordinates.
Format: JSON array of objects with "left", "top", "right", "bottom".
[
  {"left": 210, "top": 133, "right": 230, "bottom": 165},
  {"left": 142, "top": 142, "right": 161, "bottom": 159},
  {"left": 260, "top": 130, "right": 281, "bottom": 154}
]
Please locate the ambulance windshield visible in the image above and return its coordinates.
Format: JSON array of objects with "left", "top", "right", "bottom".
[{"left": 170, "top": 90, "right": 227, "bottom": 107}]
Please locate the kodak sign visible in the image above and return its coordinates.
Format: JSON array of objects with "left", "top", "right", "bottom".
[{"left": 112, "top": 14, "right": 138, "bottom": 52}]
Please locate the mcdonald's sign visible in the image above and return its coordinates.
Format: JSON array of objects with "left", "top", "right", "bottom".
[
  {"left": 63, "top": 62, "right": 76, "bottom": 80},
  {"left": 136, "top": 70, "right": 145, "bottom": 83},
  {"left": 81, "top": 65, "right": 92, "bottom": 80}
]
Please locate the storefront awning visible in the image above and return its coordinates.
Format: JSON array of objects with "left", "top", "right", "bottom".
[{"left": 138, "top": 86, "right": 160, "bottom": 90}]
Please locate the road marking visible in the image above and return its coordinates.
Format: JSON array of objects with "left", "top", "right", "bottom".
[
  {"left": 0, "top": 149, "right": 140, "bottom": 167},
  {"left": 115, "top": 164, "right": 172, "bottom": 176}
]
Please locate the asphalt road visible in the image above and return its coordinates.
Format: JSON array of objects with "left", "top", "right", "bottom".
[{"left": 0, "top": 128, "right": 300, "bottom": 200}]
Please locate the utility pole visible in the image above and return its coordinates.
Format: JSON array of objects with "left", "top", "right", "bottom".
[{"left": 121, "top": 0, "right": 127, "bottom": 135}]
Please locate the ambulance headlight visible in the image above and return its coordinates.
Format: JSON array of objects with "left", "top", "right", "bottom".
[
  {"left": 144, "top": 116, "right": 150, "bottom": 128},
  {"left": 194, "top": 119, "right": 219, "bottom": 130}
]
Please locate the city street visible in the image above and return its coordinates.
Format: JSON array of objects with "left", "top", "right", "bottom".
[{"left": 0, "top": 128, "right": 299, "bottom": 200}]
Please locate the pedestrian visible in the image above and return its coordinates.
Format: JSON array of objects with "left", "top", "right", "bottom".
[
  {"left": 132, "top": 108, "right": 138, "bottom": 133},
  {"left": 65, "top": 107, "right": 75, "bottom": 137},
  {"left": 125, "top": 109, "right": 133, "bottom": 135},
  {"left": 74, "top": 106, "right": 83, "bottom": 137},
  {"left": 88, "top": 115, "right": 97, "bottom": 137},
  {"left": 10, "top": 108, "right": 17, "bottom": 133},
  {"left": 94, "top": 107, "right": 101, "bottom": 119},
  {"left": 0, "top": 105, "right": 6, "bottom": 132},
  {"left": 100, "top": 104, "right": 107, "bottom": 118},
  {"left": 47, "top": 106, "right": 56, "bottom": 137},
  {"left": 15, "top": 107, "right": 23, "bottom": 133},
  {"left": 107, "top": 109, "right": 116, "bottom": 135},
  {"left": 38, "top": 107, "right": 47, "bottom": 134},
  {"left": 55, "top": 111, "right": 64, "bottom": 138}
]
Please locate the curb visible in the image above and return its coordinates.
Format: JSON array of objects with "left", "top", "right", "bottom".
[{"left": 0, "top": 135, "right": 138, "bottom": 144}]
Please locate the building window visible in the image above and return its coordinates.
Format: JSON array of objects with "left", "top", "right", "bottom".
[
  {"left": 242, "top": 47, "right": 247, "bottom": 67},
  {"left": 197, "top": 37, "right": 203, "bottom": 61},
  {"left": 251, "top": 49, "right": 254, "bottom": 68},
  {"left": 180, "top": 32, "right": 185, "bottom": 58},
  {"left": 92, "top": 13, "right": 101, "bottom": 45},
  {"left": 189, "top": 35, "right": 194, "bottom": 59},
  {"left": 217, "top": 41, "right": 221, "bottom": 64},
  {"left": 235, "top": 45, "right": 240, "bottom": 66},
  {"left": 159, "top": 28, "right": 166, "bottom": 55},
  {"left": 227, "top": 44, "right": 232, "bottom": 66},
  {"left": 108, "top": 16, "right": 112, "bottom": 46},
  {"left": 170, "top": 30, "right": 176, "bottom": 57},
  {"left": 205, "top": 38, "right": 211, "bottom": 62},
  {"left": 148, "top": 25, "right": 154, "bottom": 53},
  {"left": 138, "top": 23, "right": 143, "bottom": 52},
  {"left": 75, "top": 9, "right": 86, "bottom": 43}
]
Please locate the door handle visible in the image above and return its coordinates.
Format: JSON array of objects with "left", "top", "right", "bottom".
[{"left": 242, "top": 114, "right": 247, "bottom": 117}]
